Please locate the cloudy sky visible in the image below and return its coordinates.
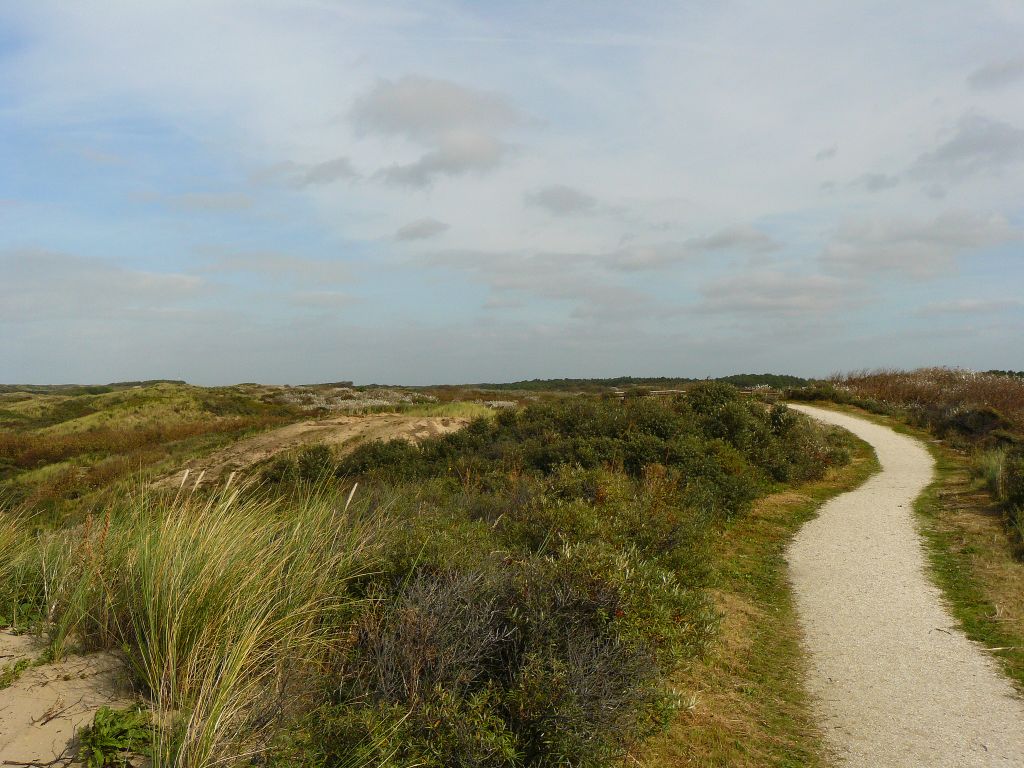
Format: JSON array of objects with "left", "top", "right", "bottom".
[{"left": 2, "top": 1, "right": 1023, "bottom": 384}]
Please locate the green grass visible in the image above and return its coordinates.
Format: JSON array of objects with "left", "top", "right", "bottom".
[
  {"left": 392, "top": 400, "right": 495, "bottom": 419},
  {"left": 914, "top": 448, "right": 1024, "bottom": 690},
  {"left": 638, "top": 431, "right": 880, "bottom": 767}
]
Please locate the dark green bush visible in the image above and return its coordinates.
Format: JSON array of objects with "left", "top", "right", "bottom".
[
  {"left": 261, "top": 455, "right": 299, "bottom": 485},
  {"left": 297, "top": 444, "right": 335, "bottom": 481},
  {"left": 1003, "top": 449, "right": 1024, "bottom": 531}
]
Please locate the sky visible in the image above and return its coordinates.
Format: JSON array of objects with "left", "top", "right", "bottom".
[{"left": 1, "top": 1, "right": 1023, "bottom": 385}]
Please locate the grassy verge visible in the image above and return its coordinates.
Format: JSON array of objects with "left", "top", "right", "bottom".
[
  {"left": 915, "top": 444, "right": 1024, "bottom": 690},
  {"left": 789, "top": 401, "right": 1024, "bottom": 691},
  {"left": 638, "top": 430, "right": 879, "bottom": 767}
]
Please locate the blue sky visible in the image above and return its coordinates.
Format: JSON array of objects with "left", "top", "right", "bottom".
[{"left": 1, "top": 1, "right": 1022, "bottom": 384}]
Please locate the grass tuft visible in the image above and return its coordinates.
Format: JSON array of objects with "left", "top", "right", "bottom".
[{"left": 1, "top": 483, "right": 379, "bottom": 766}]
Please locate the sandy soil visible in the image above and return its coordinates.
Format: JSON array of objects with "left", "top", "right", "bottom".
[
  {"left": 154, "top": 413, "right": 468, "bottom": 489},
  {"left": 788, "top": 405, "right": 1024, "bottom": 766},
  {"left": 0, "top": 632, "right": 133, "bottom": 766}
]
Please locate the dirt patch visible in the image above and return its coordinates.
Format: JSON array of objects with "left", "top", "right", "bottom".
[
  {"left": 0, "top": 632, "right": 133, "bottom": 766},
  {"left": 154, "top": 413, "right": 468, "bottom": 489}
]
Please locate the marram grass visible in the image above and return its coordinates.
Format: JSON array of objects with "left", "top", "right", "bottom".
[{"left": 1, "top": 482, "right": 380, "bottom": 767}]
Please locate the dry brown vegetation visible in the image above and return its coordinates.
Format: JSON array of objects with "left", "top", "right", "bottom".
[
  {"left": 831, "top": 367, "right": 1024, "bottom": 433},
  {"left": 0, "top": 417, "right": 282, "bottom": 470}
]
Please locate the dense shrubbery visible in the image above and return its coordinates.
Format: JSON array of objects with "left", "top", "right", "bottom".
[
  {"left": 337, "top": 383, "right": 846, "bottom": 499},
  {"left": 264, "top": 385, "right": 851, "bottom": 767}
]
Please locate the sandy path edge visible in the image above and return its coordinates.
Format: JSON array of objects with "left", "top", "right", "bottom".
[{"left": 787, "top": 404, "right": 1024, "bottom": 767}]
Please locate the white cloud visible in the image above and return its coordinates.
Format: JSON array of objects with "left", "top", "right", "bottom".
[
  {"left": 1, "top": 249, "right": 204, "bottom": 322},
  {"left": 696, "top": 272, "right": 854, "bottom": 316},
  {"left": 687, "top": 225, "right": 779, "bottom": 253},
  {"left": 258, "top": 157, "right": 359, "bottom": 187},
  {"left": 352, "top": 76, "right": 522, "bottom": 187},
  {"left": 968, "top": 58, "right": 1024, "bottom": 89},
  {"left": 851, "top": 173, "right": 901, "bottom": 193},
  {"left": 396, "top": 218, "right": 449, "bottom": 240},
  {"left": 526, "top": 185, "right": 598, "bottom": 216},
  {"left": 909, "top": 115, "right": 1024, "bottom": 183},
  {"left": 821, "top": 212, "right": 1019, "bottom": 277},
  {"left": 204, "top": 251, "right": 350, "bottom": 285},
  {"left": 916, "top": 298, "right": 1023, "bottom": 315}
]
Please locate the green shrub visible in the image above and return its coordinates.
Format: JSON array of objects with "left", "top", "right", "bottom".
[
  {"left": 261, "top": 454, "right": 299, "bottom": 485},
  {"left": 317, "top": 541, "right": 712, "bottom": 768},
  {"left": 298, "top": 444, "right": 335, "bottom": 480},
  {"left": 1003, "top": 449, "right": 1024, "bottom": 509}
]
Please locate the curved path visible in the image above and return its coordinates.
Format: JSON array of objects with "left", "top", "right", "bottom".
[{"left": 788, "top": 404, "right": 1024, "bottom": 767}]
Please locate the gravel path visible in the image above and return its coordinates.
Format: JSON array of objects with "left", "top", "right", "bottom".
[{"left": 787, "top": 404, "right": 1024, "bottom": 767}]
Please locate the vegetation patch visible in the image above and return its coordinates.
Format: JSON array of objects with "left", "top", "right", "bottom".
[
  {"left": 266, "top": 384, "right": 852, "bottom": 767},
  {"left": 915, "top": 446, "right": 1024, "bottom": 689},
  {"left": 0, "top": 657, "right": 31, "bottom": 689},
  {"left": 79, "top": 706, "right": 154, "bottom": 768}
]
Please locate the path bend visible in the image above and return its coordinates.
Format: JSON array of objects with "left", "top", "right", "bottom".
[{"left": 788, "top": 404, "right": 1024, "bottom": 767}]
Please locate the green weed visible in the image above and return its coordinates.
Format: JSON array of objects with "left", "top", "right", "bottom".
[{"left": 78, "top": 706, "right": 153, "bottom": 768}]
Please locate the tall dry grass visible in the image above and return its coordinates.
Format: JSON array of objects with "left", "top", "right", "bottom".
[
  {"left": 831, "top": 367, "right": 1024, "bottom": 430},
  {"left": 0, "top": 482, "right": 380, "bottom": 766}
]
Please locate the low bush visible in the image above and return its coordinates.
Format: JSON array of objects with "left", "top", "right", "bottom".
[
  {"left": 335, "top": 388, "right": 849, "bottom": 506},
  {"left": 311, "top": 542, "right": 712, "bottom": 768}
]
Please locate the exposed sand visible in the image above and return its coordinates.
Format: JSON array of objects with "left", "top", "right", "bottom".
[
  {"left": 788, "top": 404, "right": 1024, "bottom": 766},
  {"left": 0, "top": 632, "right": 132, "bottom": 766},
  {"left": 153, "top": 413, "right": 468, "bottom": 488}
]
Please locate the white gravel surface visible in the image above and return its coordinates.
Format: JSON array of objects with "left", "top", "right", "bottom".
[{"left": 788, "top": 404, "right": 1024, "bottom": 767}]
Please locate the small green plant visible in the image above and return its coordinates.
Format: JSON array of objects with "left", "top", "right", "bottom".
[
  {"left": 0, "top": 657, "right": 30, "bottom": 689},
  {"left": 78, "top": 706, "right": 153, "bottom": 767}
]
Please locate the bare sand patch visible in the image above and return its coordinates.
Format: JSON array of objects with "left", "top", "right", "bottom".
[{"left": 0, "top": 632, "right": 133, "bottom": 766}]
